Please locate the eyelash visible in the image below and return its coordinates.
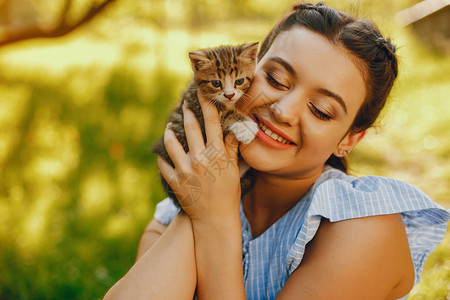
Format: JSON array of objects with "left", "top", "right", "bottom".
[
  {"left": 266, "top": 72, "right": 288, "bottom": 90},
  {"left": 309, "top": 103, "right": 332, "bottom": 121},
  {"left": 265, "top": 71, "right": 332, "bottom": 121}
]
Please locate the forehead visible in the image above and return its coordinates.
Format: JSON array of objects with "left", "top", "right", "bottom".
[{"left": 259, "top": 26, "right": 366, "bottom": 117}]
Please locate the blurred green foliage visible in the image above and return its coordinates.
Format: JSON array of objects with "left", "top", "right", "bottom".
[{"left": 0, "top": 0, "right": 448, "bottom": 299}]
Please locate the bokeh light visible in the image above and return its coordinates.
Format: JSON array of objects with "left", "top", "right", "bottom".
[{"left": 0, "top": 0, "right": 448, "bottom": 299}]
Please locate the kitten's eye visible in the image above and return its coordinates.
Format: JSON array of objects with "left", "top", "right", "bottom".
[
  {"left": 211, "top": 80, "right": 222, "bottom": 88},
  {"left": 235, "top": 78, "right": 244, "bottom": 85}
]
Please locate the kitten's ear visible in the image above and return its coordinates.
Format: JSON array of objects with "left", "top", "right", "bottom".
[
  {"left": 189, "top": 51, "right": 210, "bottom": 71},
  {"left": 239, "top": 42, "right": 259, "bottom": 61}
]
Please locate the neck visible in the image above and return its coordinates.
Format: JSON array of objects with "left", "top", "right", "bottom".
[{"left": 243, "top": 165, "right": 324, "bottom": 237}]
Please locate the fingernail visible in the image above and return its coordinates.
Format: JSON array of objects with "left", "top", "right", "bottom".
[{"left": 166, "top": 122, "right": 172, "bottom": 130}]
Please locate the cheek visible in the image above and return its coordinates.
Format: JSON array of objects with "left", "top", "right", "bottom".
[
  {"left": 198, "top": 84, "right": 223, "bottom": 101},
  {"left": 199, "top": 86, "right": 218, "bottom": 97},
  {"left": 301, "top": 122, "right": 345, "bottom": 156},
  {"left": 239, "top": 75, "right": 276, "bottom": 113}
]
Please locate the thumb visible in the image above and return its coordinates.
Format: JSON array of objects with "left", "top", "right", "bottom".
[{"left": 224, "top": 133, "right": 239, "bottom": 165}]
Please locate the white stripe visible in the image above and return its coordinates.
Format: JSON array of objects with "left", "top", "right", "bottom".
[{"left": 153, "top": 167, "right": 449, "bottom": 300}]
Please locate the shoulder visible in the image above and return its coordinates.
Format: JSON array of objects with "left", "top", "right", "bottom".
[
  {"left": 309, "top": 166, "right": 448, "bottom": 221},
  {"left": 278, "top": 214, "right": 415, "bottom": 299},
  {"left": 284, "top": 166, "right": 449, "bottom": 295},
  {"left": 313, "top": 214, "right": 415, "bottom": 293}
]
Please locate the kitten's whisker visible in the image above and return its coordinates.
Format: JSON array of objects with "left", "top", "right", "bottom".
[
  {"left": 210, "top": 98, "right": 220, "bottom": 108},
  {"left": 238, "top": 93, "right": 258, "bottom": 111},
  {"left": 240, "top": 93, "right": 255, "bottom": 102},
  {"left": 240, "top": 93, "right": 259, "bottom": 105},
  {"left": 155, "top": 43, "right": 258, "bottom": 208},
  {"left": 203, "top": 99, "right": 219, "bottom": 113},
  {"left": 243, "top": 92, "right": 255, "bottom": 100}
]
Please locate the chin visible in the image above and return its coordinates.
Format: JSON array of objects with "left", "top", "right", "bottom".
[
  {"left": 239, "top": 139, "right": 290, "bottom": 173},
  {"left": 239, "top": 138, "right": 323, "bottom": 177}
]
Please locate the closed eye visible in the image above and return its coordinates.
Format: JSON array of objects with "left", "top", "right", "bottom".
[
  {"left": 308, "top": 103, "right": 332, "bottom": 120},
  {"left": 266, "top": 72, "right": 288, "bottom": 90}
]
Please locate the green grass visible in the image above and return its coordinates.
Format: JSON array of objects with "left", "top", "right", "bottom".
[
  {"left": 0, "top": 60, "right": 182, "bottom": 298},
  {"left": 0, "top": 4, "right": 449, "bottom": 299}
]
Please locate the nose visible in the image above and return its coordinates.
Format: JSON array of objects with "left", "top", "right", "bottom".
[
  {"left": 224, "top": 92, "right": 235, "bottom": 100},
  {"left": 270, "top": 94, "right": 301, "bottom": 126}
]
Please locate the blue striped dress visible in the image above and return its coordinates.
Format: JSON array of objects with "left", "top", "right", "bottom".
[{"left": 154, "top": 166, "right": 450, "bottom": 300}]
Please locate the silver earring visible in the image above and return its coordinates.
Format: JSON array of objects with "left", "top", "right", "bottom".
[{"left": 339, "top": 150, "right": 349, "bottom": 157}]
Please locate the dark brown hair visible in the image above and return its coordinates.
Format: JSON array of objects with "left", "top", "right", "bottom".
[{"left": 258, "top": 2, "right": 398, "bottom": 173}]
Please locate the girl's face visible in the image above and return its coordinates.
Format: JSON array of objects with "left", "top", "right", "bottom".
[{"left": 239, "top": 27, "right": 366, "bottom": 177}]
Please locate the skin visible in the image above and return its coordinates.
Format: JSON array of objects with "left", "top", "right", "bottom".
[
  {"left": 104, "top": 27, "right": 414, "bottom": 299},
  {"left": 237, "top": 27, "right": 367, "bottom": 236}
]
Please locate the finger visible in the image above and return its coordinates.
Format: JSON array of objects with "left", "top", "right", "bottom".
[
  {"left": 164, "top": 124, "right": 188, "bottom": 169},
  {"left": 157, "top": 156, "right": 177, "bottom": 187},
  {"left": 224, "top": 133, "right": 239, "bottom": 166},
  {"left": 182, "top": 102, "right": 205, "bottom": 156},
  {"left": 197, "top": 91, "right": 223, "bottom": 144}
]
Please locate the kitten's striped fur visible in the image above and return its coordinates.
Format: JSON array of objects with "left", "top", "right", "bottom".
[{"left": 152, "top": 43, "right": 259, "bottom": 209}]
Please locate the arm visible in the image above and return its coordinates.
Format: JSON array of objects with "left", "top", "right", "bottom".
[
  {"left": 192, "top": 212, "right": 245, "bottom": 300},
  {"left": 189, "top": 101, "right": 246, "bottom": 300},
  {"left": 104, "top": 213, "right": 197, "bottom": 300},
  {"left": 136, "top": 218, "right": 168, "bottom": 261},
  {"left": 157, "top": 97, "right": 246, "bottom": 299},
  {"left": 276, "top": 214, "right": 415, "bottom": 300}
]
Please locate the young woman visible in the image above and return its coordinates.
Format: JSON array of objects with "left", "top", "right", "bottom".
[{"left": 105, "top": 3, "right": 449, "bottom": 299}]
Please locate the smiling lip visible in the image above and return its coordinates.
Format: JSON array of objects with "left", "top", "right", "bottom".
[{"left": 252, "top": 115, "right": 296, "bottom": 150}]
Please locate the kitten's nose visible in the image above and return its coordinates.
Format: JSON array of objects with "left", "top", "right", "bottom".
[{"left": 224, "top": 92, "right": 235, "bottom": 100}]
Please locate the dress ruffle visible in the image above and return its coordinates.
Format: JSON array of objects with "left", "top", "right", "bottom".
[
  {"left": 153, "top": 166, "right": 450, "bottom": 298},
  {"left": 287, "top": 169, "right": 450, "bottom": 285}
]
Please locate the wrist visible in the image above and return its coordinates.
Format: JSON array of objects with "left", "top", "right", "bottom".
[
  {"left": 188, "top": 191, "right": 241, "bottom": 226},
  {"left": 191, "top": 215, "right": 241, "bottom": 235},
  {"left": 191, "top": 213, "right": 242, "bottom": 245},
  {"left": 192, "top": 211, "right": 245, "bottom": 299},
  {"left": 191, "top": 210, "right": 241, "bottom": 233}
]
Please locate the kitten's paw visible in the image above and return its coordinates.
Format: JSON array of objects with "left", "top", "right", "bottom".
[{"left": 229, "top": 120, "right": 258, "bottom": 144}]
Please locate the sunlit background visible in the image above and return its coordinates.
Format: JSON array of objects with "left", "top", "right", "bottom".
[{"left": 0, "top": 0, "right": 448, "bottom": 298}]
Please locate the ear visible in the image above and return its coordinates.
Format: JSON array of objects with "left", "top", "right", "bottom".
[
  {"left": 188, "top": 51, "right": 210, "bottom": 71},
  {"left": 333, "top": 130, "right": 366, "bottom": 157},
  {"left": 238, "top": 42, "right": 259, "bottom": 61}
]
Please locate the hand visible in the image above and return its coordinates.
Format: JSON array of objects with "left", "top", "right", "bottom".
[{"left": 157, "top": 92, "right": 241, "bottom": 225}]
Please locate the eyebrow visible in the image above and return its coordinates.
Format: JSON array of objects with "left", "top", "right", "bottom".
[
  {"left": 267, "top": 57, "right": 297, "bottom": 78},
  {"left": 268, "top": 56, "right": 348, "bottom": 115},
  {"left": 317, "top": 88, "right": 348, "bottom": 115}
]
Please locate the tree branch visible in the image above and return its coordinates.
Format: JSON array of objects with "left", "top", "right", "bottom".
[
  {"left": 0, "top": 0, "right": 116, "bottom": 47},
  {"left": 0, "top": 1, "right": 11, "bottom": 27},
  {"left": 59, "top": 0, "right": 73, "bottom": 26}
]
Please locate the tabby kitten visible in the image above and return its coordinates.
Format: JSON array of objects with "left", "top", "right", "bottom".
[{"left": 152, "top": 43, "right": 259, "bottom": 208}]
